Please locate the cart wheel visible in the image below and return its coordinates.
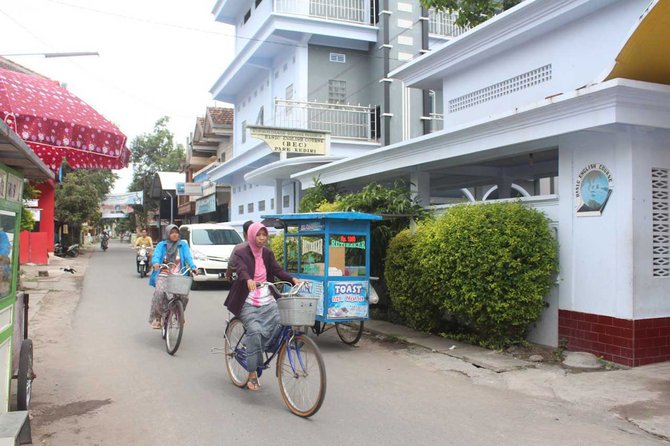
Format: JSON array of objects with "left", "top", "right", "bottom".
[
  {"left": 190, "top": 281, "right": 200, "bottom": 291},
  {"left": 17, "top": 339, "right": 33, "bottom": 411},
  {"left": 335, "top": 321, "right": 364, "bottom": 345}
]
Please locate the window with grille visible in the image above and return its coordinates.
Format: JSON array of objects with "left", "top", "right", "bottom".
[
  {"left": 238, "top": 205, "right": 244, "bottom": 215},
  {"left": 248, "top": 203, "right": 254, "bottom": 213},
  {"left": 271, "top": 198, "right": 275, "bottom": 209},
  {"left": 652, "top": 168, "right": 670, "bottom": 277},
  {"left": 328, "top": 80, "right": 346, "bottom": 104},
  {"left": 448, "top": 64, "right": 552, "bottom": 113},
  {"left": 259, "top": 200, "right": 266, "bottom": 211},
  {"left": 283, "top": 195, "right": 290, "bottom": 208}
]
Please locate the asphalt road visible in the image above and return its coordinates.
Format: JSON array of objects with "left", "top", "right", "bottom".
[{"left": 28, "top": 241, "right": 666, "bottom": 445}]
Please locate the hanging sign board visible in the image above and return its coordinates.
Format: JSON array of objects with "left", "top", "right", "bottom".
[
  {"left": 176, "top": 182, "right": 204, "bottom": 196},
  {"left": 248, "top": 125, "right": 328, "bottom": 155},
  {"left": 195, "top": 194, "right": 216, "bottom": 215}
]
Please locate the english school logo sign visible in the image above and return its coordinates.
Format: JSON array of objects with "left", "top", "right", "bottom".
[{"left": 575, "top": 163, "right": 613, "bottom": 216}]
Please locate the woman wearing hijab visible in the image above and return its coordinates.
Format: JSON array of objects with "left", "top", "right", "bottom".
[
  {"left": 148, "top": 224, "right": 197, "bottom": 329},
  {"left": 225, "top": 222, "right": 300, "bottom": 391}
]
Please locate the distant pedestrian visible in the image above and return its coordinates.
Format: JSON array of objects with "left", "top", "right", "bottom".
[{"left": 225, "top": 220, "right": 253, "bottom": 282}]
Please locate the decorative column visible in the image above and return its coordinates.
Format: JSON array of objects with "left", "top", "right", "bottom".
[
  {"left": 410, "top": 171, "right": 430, "bottom": 206},
  {"left": 35, "top": 179, "right": 55, "bottom": 252}
]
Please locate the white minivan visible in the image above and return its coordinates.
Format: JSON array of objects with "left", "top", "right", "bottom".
[{"left": 179, "top": 223, "right": 243, "bottom": 288}]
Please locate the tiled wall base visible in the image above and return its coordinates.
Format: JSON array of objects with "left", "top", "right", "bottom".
[{"left": 558, "top": 310, "right": 670, "bottom": 367}]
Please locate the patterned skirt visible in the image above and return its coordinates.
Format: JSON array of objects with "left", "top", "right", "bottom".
[{"left": 149, "top": 275, "right": 189, "bottom": 322}]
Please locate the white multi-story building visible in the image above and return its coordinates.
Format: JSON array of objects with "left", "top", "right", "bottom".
[
  {"left": 295, "top": 0, "right": 670, "bottom": 366},
  {"left": 204, "top": 0, "right": 465, "bottom": 225}
]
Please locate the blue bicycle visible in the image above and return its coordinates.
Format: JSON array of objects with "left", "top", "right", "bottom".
[{"left": 223, "top": 282, "right": 326, "bottom": 417}]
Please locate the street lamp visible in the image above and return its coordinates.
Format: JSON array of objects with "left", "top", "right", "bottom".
[{"left": 0, "top": 52, "right": 99, "bottom": 58}]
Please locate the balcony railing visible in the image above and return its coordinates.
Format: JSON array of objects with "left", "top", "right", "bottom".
[
  {"left": 274, "top": 0, "right": 376, "bottom": 25},
  {"left": 429, "top": 9, "right": 467, "bottom": 38},
  {"left": 275, "top": 98, "right": 378, "bottom": 141},
  {"left": 430, "top": 113, "right": 444, "bottom": 132}
]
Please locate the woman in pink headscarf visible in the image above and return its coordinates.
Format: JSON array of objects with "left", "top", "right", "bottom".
[{"left": 224, "top": 222, "right": 300, "bottom": 391}]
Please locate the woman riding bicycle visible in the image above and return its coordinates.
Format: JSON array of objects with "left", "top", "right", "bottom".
[
  {"left": 225, "top": 222, "right": 300, "bottom": 391},
  {"left": 149, "top": 224, "right": 197, "bottom": 329}
]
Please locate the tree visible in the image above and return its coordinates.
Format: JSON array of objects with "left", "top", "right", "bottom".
[
  {"left": 128, "top": 117, "right": 185, "bottom": 227},
  {"left": 299, "top": 177, "right": 339, "bottom": 212},
  {"left": 20, "top": 183, "right": 40, "bottom": 231},
  {"left": 55, "top": 166, "right": 117, "bottom": 244},
  {"left": 421, "top": 0, "right": 522, "bottom": 28}
]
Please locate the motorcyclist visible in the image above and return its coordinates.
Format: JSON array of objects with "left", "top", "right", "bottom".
[
  {"left": 134, "top": 228, "right": 153, "bottom": 276},
  {"left": 135, "top": 228, "right": 153, "bottom": 251},
  {"left": 100, "top": 230, "right": 110, "bottom": 250}
]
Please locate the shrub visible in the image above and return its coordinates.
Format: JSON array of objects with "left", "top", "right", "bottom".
[
  {"left": 385, "top": 228, "right": 442, "bottom": 331},
  {"left": 269, "top": 233, "right": 284, "bottom": 264},
  {"left": 417, "top": 202, "right": 558, "bottom": 348}
]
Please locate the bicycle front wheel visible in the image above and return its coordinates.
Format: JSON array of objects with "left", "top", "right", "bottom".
[
  {"left": 277, "top": 334, "right": 326, "bottom": 417},
  {"left": 224, "top": 318, "right": 248, "bottom": 388},
  {"left": 165, "top": 300, "right": 184, "bottom": 355}
]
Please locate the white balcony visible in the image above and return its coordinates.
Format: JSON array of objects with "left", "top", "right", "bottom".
[
  {"left": 274, "top": 99, "right": 378, "bottom": 141},
  {"left": 429, "top": 9, "right": 468, "bottom": 38},
  {"left": 274, "top": 0, "right": 375, "bottom": 25}
]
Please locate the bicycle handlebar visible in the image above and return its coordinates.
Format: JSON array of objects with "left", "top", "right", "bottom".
[
  {"left": 156, "top": 263, "right": 195, "bottom": 276},
  {"left": 255, "top": 281, "right": 306, "bottom": 297}
]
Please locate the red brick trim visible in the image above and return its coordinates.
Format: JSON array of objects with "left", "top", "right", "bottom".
[{"left": 558, "top": 310, "right": 670, "bottom": 367}]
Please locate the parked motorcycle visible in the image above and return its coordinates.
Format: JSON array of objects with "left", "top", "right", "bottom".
[
  {"left": 101, "top": 233, "right": 109, "bottom": 251},
  {"left": 136, "top": 245, "right": 151, "bottom": 278},
  {"left": 54, "top": 243, "right": 79, "bottom": 258}
]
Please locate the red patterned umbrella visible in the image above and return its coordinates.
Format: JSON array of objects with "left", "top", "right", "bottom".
[{"left": 0, "top": 67, "right": 130, "bottom": 172}]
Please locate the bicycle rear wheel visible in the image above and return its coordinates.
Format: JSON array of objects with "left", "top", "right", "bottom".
[
  {"left": 165, "top": 300, "right": 184, "bottom": 355},
  {"left": 277, "top": 334, "right": 326, "bottom": 417},
  {"left": 335, "top": 321, "right": 364, "bottom": 345},
  {"left": 224, "top": 318, "right": 248, "bottom": 387}
]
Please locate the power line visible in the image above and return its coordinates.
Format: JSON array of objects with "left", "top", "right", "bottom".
[{"left": 43, "top": 0, "right": 428, "bottom": 65}]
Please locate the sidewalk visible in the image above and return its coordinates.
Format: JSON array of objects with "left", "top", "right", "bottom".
[
  {"left": 20, "top": 251, "right": 670, "bottom": 442},
  {"left": 366, "top": 319, "right": 670, "bottom": 442}
]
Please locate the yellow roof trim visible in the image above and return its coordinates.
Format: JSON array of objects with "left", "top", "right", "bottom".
[{"left": 605, "top": 0, "right": 670, "bottom": 84}]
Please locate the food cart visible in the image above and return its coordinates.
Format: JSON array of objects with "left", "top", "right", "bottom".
[
  {"left": 0, "top": 121, "right": 55, "bottom": 443},
  {"left": 261, "top": 212, "right": 382, "bottom": 345}
]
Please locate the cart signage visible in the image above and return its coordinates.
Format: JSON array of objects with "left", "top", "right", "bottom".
[
  {"left": 299, "top": 280, "right": 325, "bottom": 317},
  {"left": 300, "top": 222, "right": 324, "bottom": 232},
  {"left": 330, "top": 235, "right": 365, "bottom": 249},
  {"left": 327, "top": 281, "right": 368, "bottom": 319},
  {"left": 5, "top": 175, "right": 21, "bottom": 202}
]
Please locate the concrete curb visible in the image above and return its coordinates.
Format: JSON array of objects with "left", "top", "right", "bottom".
[{"left": 364, "top": 319, "right": 535, "bottom": 373}]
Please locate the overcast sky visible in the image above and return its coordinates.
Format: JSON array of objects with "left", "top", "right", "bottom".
[{"left": 0, "top": 0, "right": 235, "bottom": 193}]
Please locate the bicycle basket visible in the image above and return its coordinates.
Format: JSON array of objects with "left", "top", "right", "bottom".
[
  {"left": 277, "top": 297, "right": 318, "bottom": 326},
  {"left": 166, "top": 274, "right": 192, "bottom": 295}
]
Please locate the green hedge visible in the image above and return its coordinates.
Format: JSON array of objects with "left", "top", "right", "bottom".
[{"left": 385, "top": 201, "right": 558, "bottom": 348}]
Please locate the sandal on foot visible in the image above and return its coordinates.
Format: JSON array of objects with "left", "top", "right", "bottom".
[
  {"left": 150, "top": 321, "right": 161, "bottom": 329},
  {"left": 246, "top": 377, "right": 261, "bottom": 391}
]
